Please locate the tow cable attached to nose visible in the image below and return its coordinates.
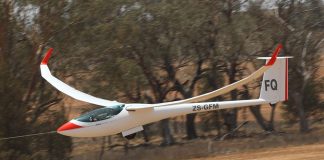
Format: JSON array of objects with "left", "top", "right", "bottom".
[{"left": 0, "top": 131, "right": 57, "bottom": 141}]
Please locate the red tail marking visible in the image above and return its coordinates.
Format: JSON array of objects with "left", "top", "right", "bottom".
[
  {"left": 265, "top": 44, "right": 282, "bottom": 66},
  {"left": 41, "top": 48, "right": 54, "bottom": 65},
  {"left": 285, "top": 59, "right": 288, "bottom": 100}
]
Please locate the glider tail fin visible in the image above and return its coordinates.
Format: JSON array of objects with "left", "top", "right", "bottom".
[{"left": 258, "top": 57, "right": 292, "bottom": 104}]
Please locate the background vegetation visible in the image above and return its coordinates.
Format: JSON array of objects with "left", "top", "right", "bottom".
[{"left": 0, "top": 0, "right": 323, "bottom": 159}]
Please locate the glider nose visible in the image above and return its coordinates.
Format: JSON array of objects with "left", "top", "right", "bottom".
[{"left": 57, "top": 121, "right": 82, "bottom": 132}]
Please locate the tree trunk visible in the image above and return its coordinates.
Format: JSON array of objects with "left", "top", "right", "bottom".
[
  {"left": 249, "top": 106, "right": 273, "bottom": 131},
  {"left": 215, "top": 111, "right": 223, "bottom": 137},
  {"left": 142, "top": 125, "right": 150, "bottom": 144},
  {"left": 224, "top": 88, "right": 238, "bottom": 132},
  {"left": 98, "top": 137, "right": 106, "bottom": 160},
  {"left": 160, "top": 119, "right": 174, "bottom": 146},
  {"left": 224, "top": 61, "right": 239, "bottom": 132},
  {"left": 268, "top": 104, "right": 276, "bottom": 131},
  {"left": 241, "top": 84, "right": 271, "bottom": 131},
  {"left": 293, "top": 92, "right": 309, "bottom": 132},
  {"left": 224, "top": 109, "right": 238, "bottom": 132},
  {"left": 292, "top": 32, "right": 311, "bottom": 133},
  {"left": 186, "top": 113, "right": 197, "bottom": 139}
]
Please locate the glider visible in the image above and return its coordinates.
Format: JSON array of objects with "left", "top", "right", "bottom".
[{"left": 40, "top": 44, "right": 290, "bottom": 139}]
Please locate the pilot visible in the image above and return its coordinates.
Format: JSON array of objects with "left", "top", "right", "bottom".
[{"left": 89, "top": 116, "right": 93, "bottom": 122}]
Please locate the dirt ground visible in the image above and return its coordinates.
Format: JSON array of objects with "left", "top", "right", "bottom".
[
  {"left": 71, "top": 123, "right": 324, "bottom": 160},
  {"left": 193, "top": 143, "right": 324, "bottom": 160}
]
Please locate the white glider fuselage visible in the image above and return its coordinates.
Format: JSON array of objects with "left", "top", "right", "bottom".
[{"left": 59, "top": 99, "right": 268, "bottom": 137}]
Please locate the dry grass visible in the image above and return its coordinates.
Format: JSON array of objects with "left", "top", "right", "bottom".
[{"left": 192, "top": 143, "right": 324, "bottom": 160}]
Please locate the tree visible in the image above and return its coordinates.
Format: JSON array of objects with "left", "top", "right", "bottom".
[
  {"left": 276, "top": 0, "right": 324, "bottom": 132},
  {"left": 0, "top": 1, "right": 72, "bottom": 159}
]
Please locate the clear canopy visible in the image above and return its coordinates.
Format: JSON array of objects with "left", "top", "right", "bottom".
[{"left": 75, "top": 104, "right": 124, "bottom": 122}]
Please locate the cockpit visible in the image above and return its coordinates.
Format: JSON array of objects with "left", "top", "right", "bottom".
[{"left": 75, "top": 104, "right": 125, "bottom": 122}]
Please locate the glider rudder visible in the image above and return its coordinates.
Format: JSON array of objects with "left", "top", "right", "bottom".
[{"left": 259, "top": 45, "right": 292, "bottom": 104}]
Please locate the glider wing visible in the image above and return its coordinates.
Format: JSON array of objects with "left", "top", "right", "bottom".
[
  {"left": 126, "top": 44, "right": 282, "bottom": 111},
  {"left": 40, "top": 48, "right": 123, "bottom": 107}
]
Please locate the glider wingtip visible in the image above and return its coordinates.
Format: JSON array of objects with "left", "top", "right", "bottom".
[
  {"left": 41, "top": 48, "right": 54, "bottom": 65},
  {"left": 265, "top": 44, "right": 282, "bottom": 66}
]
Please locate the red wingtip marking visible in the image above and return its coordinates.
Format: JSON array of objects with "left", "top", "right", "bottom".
[
  {"left": 265, "top": 44, "right": 282, "bottom": 66},
  {"left": 41, "top": 48, "right": 54, "bottom": 65},
  {"left": 57, "top": 122, "right": 82, "bottom": 132}
]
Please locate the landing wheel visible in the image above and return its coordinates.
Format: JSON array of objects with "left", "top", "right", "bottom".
[{"left": 125, "top": 133, "right": 136, "bottom": 140}]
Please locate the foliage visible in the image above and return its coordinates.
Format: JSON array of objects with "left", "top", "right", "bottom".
[{"left": 0, "top": 0, "right": 323, "bottom": 158}]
